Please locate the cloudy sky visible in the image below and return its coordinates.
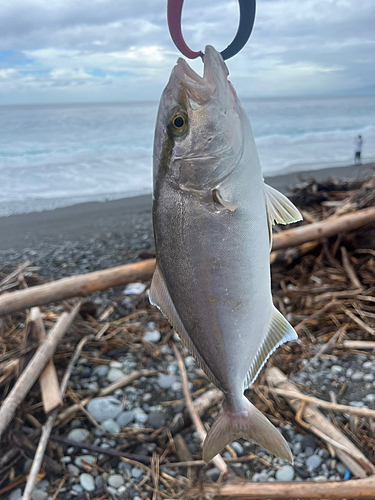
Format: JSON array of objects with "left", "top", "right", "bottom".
[{"left": 0, "top": 0, "right": 374, "bottom": 105}]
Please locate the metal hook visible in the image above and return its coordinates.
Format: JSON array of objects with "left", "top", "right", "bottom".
[{"left": 167, "top": 0, "right": 256, "bottom": 61}]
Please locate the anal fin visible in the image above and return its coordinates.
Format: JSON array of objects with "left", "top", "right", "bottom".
[
  {"left": 244, "top": 306, "right": 298, "bottom": 389},
  {"left": 149, "top": 264, "right": 221, "bottom": 388}
]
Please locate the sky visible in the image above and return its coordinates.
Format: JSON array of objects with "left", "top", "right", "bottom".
[{"left": 0, "top": 0, "right": 374, "bottom": 105}]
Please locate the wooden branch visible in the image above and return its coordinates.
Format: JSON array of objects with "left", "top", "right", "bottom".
[
  {"left": 30, "top": 307, "right": 62, "bottom": 413},
  {"left": 0, "top": 301, "right": 82, "bottom": 440},
  {"left": 343, "top": 340, "right": 375, "bottom": 350},
  {"left": 342, "top": 307, "right": 375, "bottom": 336},
  {"left": 260, "top": 385, "right": 375, "bottom": 418},
  {"left": 272, "top": 206, "right": 375, "bottom": 251},
  {"left": 0, "top": 259, "right": 155, "bottom": 316},
  {"left": 341, "top": 246, "right": 363, "bottom": 289},
  {"left": 172, "top": 343, "right": 227, "bottom": 474},
  {"left": 197, "top": 475, "right": 375, "bottom": 499},
  {"left": 266, "top": 367, "right": 375, "bottom": 477}
]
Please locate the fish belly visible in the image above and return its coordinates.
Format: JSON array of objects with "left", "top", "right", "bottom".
[{"left": 154, "top": 168, "right": 271, "bottom": 393}]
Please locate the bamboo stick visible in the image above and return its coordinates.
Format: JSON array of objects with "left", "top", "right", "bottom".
[{"left": 0, "top": 301, "right": 82, "bottom": 440}]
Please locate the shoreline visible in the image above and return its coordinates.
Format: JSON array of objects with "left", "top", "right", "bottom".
[{"left": 0, "top": 162, "right": 373, "bottom": 252}]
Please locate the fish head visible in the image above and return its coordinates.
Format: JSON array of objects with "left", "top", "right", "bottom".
[{"left": 154, "top": 45, "right": 243, "bottom": 192}]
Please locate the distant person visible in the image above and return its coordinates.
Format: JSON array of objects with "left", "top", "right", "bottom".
[{"left": 354, "top": 135, "right": 363, "bottom": 164}]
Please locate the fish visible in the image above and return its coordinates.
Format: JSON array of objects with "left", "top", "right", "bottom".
[{"left": 150, "top": 45, "right": 302, "bottom": 463}]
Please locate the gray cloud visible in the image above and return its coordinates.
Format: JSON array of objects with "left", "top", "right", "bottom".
[{"left": 0, "top": 0, "right": 374, "bottom": 104}]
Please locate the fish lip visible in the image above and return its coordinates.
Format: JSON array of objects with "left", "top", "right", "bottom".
[{"left": 203, "top": 45, "right": 229, "bottom": 84}]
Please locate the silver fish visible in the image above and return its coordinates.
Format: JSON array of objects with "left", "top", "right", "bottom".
[{"left": 150, "top": 46, "right": 302, "bottom": 463}]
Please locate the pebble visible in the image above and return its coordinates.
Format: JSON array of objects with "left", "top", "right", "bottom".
[
  {"left": 364, "top": 373, "right": 374, "bottom": 382},
  {"left": 102, "top": 418, "right": 121, "bottom": 434},
  {"left": 157, "top": 374, "right": 177, "bottom": 389},
  {"left": 336, "top": 462, "right": 347, "bottom": 476},
  {"left": 252, "top": 472, "right": 268, "bottom": 482},
  {"left": 275, "top": 465, "right": 295, "bottom": 481},
  {"left": 117, "top": 411, "right": 135, "bottom": 426},
  {"left": 124, "top": 282, "right": 147, "bottom": 295},
  {"left": 108, "top": 474, "right": 125, "bottom": 488},
  {"left": 363, "top": 361, "right": 373, "bottom": 370},
  {"left": 350, "top": 401, "right": 365, "bottom": 407},
  {"left": 351, "top": 372, "right": 364, "bottom": 381},
  {"left": 331, "top": 365, "right": 343, "bottom": 374},
  {"left": 230, "top": 441, "right": 244, "bottom": 455},
  {"left": 304, "top": 446, "right": 314, "bottom": 457},
  {"left": 107, "top": 368, "right": 125, "bottom": 383},
  {"left": 134, "top": 407, "right": 148, "bottom": 424},
  {"left": 67, "top": 428, "right": 90, "bottom": 443},
  {"left": 148, "top": 411, "right": 166, "bottom": 428},
  {"left": 306, "top": 455, "right": 322, "bottom": 470},
  {"left": 74, "top": 455, "right": 96, "bottom": 468},
  {"left": 93, "top": 365, "right": 109, "bottom": 378},
  {"left": 35, "top": 479, "right": 49, "bottom": 491},
  {"left": 67, "top": 464, "right": 80, "bottom": 475},
  {"left": 87, "top": 396, "right": 122, "bottom": 423},
  {"left": 72, "top": 485, "right": 83, "bottom": 493},
  {"left": 8, "top": 489, "right": 22, "bottom": 500},
  {"left": 79, "top": 473, "right": 95, "bottom": 492},
  {"left": 31, "top": 492, "right": 48, "bottom": 500},
  {"left": 206, "top": 468, "right": 221, "bottom": 482},
  {"left": 143, "top": 328, "right": 161, "bottom": 343},
  {"left": 364, "top": 394, "right": 375, "bottom": 403},
  {"left": 184, "top": 356, "right": 196, "bottom": 367},
  {"left": 132, "top": 467, "right": 144, "bottom": 479}
]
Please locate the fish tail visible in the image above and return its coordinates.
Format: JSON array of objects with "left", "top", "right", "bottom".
[{"left": 202, "top": 396, "right": 293, "bottom": 463}]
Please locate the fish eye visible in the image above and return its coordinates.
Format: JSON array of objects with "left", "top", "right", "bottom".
[{"left": 170, "top": 111, "right": 187, "bottom": 135}]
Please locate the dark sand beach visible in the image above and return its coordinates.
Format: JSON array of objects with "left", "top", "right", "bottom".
[{"left": 0, "top": 162, "right": 373, "bottom": 253}]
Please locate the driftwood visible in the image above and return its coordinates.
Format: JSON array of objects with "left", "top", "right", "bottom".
[
  {"left": 272, "top": 205, "right": 375, "bottom": 251},
  {"left": 343, "top": 340, "right": 375, "bottom": 349},
  {"left": 29, "top": 307, "right": 62, "bottom": 413},
  {"left": 0, "top": 259, "right": 155, "bottom": 316},
  {"left": 1, "top": 206, "right": 375, "bottom": 316},
  {"left": 266, "top": 367, "right": 375, "bottom": 478},
  {"left": 197, "top": 474, "right": 375, "bottom": 499},
  {"left": 0, "top": 301, "right": 82, "bottom": 440}
]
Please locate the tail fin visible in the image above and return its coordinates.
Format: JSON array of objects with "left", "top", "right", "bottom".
[{"left": 202, "top": 396, "right": 292, "bottom": 463}]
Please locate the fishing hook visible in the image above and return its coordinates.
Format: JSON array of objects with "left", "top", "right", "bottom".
[{"left": 167, "top": 0, "right": 256, "bottom": 60}]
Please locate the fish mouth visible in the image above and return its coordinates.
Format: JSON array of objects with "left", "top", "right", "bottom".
[{"left": 172, "top": 45, "right": 230, "bottom": 104}]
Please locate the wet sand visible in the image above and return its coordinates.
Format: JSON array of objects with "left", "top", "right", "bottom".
[{"left": 0, "top": 162, "right": 373, "bottom": 252}]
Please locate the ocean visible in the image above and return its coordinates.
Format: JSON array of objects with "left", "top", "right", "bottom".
[{"left": 0, "top": 95, "right": 374, "bottom": 216}]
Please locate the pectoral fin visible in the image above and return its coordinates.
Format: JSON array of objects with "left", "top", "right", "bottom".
[
  {"left": 149, "top": 264, "right": 221, "bottom": 388},
  {"left": 244, "top": 306, "right": 298, "bottom": 389},
  {"left": 264, "top": 183, "right": 302, "bottom": 248}
]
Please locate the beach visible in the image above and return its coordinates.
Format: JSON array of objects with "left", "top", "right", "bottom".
[{"left": 1, "top": 162, "right": 373, "bottom": 256}]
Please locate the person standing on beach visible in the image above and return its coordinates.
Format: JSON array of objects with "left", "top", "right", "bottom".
[{"left": 354, "top": 135, "right": 363, "bottom": 164}]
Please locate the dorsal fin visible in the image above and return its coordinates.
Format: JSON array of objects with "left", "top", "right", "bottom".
[
  {"left": 149, "top": 264, "right": 222, "bottom": 389},
  {"left": 244, "top": 306, "right": 298, "bottom": 390},
  {"left": 264, "top": 183, "right": 302, "bottom": 248}
]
